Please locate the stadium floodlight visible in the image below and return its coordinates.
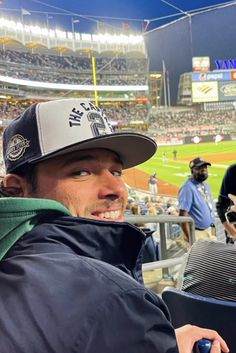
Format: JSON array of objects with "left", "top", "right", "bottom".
[
  {"left": 49, "top": 29, "right": 56, "bottom": 38},
  {"left": 41, "top": 27, "right": 49, "bottom": 36},
  {"left": 24, "top": 25, "right": 30, "bottom": 33},
  {"left": 120, "top": 35, "right": 129, "bottom": 44},
  {"left": 67, "top": 32, "right": 73, "bottom": 40},
  {"left": 97, "top": 33, "right": 106, "bottom": 44},
  {"left": 95, "top": 32, "right": 144, "bottom": 45},
  {"left": 29, "top": 25, "right": 41, "bottom": 35},
  {"left": 16, "top": 22, "right": 24, "bottom": 31},
  {"left": 129, "top": 35, "right": 143, "bottom": 44},
  {"left": 75, "top": 33, "right": 81, "bottom": 41},
  {"left": 55, "top": 29, "right": 66, "bottom": 39},
  {"left": 0, "top": 15, "right": 145, "bottom": 52},
  {"left": 3, "top": 19, "right": 16, "bottom": 30},
  {"left": 81, "top": 33, "right": 92, "bottom": 41}
]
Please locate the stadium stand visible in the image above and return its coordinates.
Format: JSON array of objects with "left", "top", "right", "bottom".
[{"left": 0, "top": 13, "right": 234, "bottom": 298}]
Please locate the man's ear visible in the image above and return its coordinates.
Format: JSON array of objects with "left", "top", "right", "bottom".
[{"left": 3, "top": 174, "right": 28, "bottom": 197}]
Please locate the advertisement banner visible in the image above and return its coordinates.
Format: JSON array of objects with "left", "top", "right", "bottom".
[
  {"left": 192, "top": 82, "right": 218, "bottom": 102},
  {"left": 231, "top": 71, "right": 236, "bottom": 80},
  {"left": 192, "top": 71, "right": 231, "bottom": 82},
  {"left": 184, "top": 134, "right": 231, "bottom": 144},
  {"left": 218, "top": 81, "right": 236, "bottom": 101}
]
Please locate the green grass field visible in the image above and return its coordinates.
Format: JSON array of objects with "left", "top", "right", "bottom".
[{"left": 137, "top": 141, "right": 236, "bottom": 198}]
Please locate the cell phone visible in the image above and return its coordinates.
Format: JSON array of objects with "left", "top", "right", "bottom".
[
  {"left": 225, "top": 210, "right": 236, "bottom": 224},
  {"left": 194, "top": 339, "right": 212, "bottom": 353}
]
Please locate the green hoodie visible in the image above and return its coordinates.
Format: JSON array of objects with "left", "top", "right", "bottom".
[{"left": 0, "top": 197, "right": 71, "bottom": 261}]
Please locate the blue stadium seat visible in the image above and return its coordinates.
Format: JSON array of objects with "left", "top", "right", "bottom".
[{"left": 162, "top": 287, "right": 236, "bottom": 352}]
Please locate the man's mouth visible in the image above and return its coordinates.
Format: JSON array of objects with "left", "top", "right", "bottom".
[{"left": 91, "top": 209, "right": 123, "bottom": 221}]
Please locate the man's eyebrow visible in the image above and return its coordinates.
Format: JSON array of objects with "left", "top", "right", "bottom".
[{"left": 61, "top": 153, "right": 123, "bottom": 167}]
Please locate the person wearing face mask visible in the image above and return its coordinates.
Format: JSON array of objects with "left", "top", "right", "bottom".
[{"left": 178, "top": 157, "right": 216, "bottom": 243}]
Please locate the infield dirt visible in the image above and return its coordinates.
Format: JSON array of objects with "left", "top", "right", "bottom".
[{"left": 123, "top": 151, "right": 235, "bottom": 196}]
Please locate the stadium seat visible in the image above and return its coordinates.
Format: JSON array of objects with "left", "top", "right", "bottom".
[{"left": 162, "top": 287, "right": 236, "bottom": 353}]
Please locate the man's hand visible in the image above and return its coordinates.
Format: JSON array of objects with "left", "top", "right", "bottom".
[
  {"left": 229, "top": 194, "right": 236, "bottom": 212},
  {"left": 175, "top": 324, "right": 229, "bottom": 353}
]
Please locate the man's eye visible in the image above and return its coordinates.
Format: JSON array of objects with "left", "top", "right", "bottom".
[
  {"left": 73, "top": 171, "right": 90, "bottom": 177},
  {"left": 112, "top": 170, "right": 123, "bottom": 177}
]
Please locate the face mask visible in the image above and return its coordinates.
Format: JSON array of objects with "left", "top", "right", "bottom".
[{"left": 194, "top": 173, "right": 208, "bottom": 183}]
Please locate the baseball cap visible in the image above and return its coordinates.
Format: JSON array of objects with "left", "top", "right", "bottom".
[
  {"left": 3, "top": 99, "right": 157, "bottom": 173},
  {"left": 189, "top": 157, "right": 211, "bottom": 169}
]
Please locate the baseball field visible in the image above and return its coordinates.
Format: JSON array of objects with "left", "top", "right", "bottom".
[{"left": 123, "top": 140, "right": 236, "bottom": 198}]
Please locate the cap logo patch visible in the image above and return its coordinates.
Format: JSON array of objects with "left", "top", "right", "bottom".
[
  {"left": 6, "top": 134, "right": 30, "bottom": 161},
  {"left": 88, "top": 111, "right": 109, "bottom": 136}
]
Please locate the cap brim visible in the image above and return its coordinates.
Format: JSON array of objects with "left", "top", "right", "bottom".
[
  {"left": 29, "top": 132, "right": 157, "bottom": 169},
  {"left": 199, "top": 162, "right": 211, "bottom": 167},
  {"left": 193, "top": 162, "right": 211, "bottom": 168}
]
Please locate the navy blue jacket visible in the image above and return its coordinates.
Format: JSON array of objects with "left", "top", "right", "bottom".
[{"left": 0, "top": 214, "right": 178, "bottom": 353}]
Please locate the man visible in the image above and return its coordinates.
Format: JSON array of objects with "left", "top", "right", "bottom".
[
  {"left": 178, "top": 157, "right": 216, "bottom": 243},
  {"left": 173, "top": 149, "right": 177, "bottom": 160},
  {"left": 216, "top": 163, "right": 236, "bottom": 243},
  {"left": 0, "top": 99, "right": 227, "bottom": 353},
  {"left": 148, "top": 172, "right": 158, "bottom": 194}
]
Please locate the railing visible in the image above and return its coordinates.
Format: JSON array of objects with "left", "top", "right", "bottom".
[{"left": 125, "top": 214, "right": 195, "bottom": 277}]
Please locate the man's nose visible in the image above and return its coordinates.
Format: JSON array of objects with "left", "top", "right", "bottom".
[{"left": 97, "top": 171, "right": 126, "bottom": 200}]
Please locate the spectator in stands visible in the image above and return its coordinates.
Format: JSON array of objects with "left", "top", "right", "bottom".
[
  {"left": 148, "top": 172, "right": 158, "bottom": 194},
  {"left": 216, "top": 163, "right": 236, "bottom": 243},
  {"left": 0, "top": 99, "right": 228, "bottom": 353},
  {"left": 178, "top": 157, "right": 216, "bottom": 243}
]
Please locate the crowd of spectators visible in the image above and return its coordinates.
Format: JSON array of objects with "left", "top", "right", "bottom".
[
  {"left": 126, "top": 194, "right": 179, "bottom": 218},
  {"left": 104, "top": 105, "right": 149, "bottom": 125},
  {"left": 0, "top": 66, "right": 147, "bottom": 86},
  {"left": 0, "top": 101, "right": 235, "bottom": 135},
  {"left": 0, "top": 101, "right": 30, "bottom": 124},
  {"left": 0, "top": 49, "right": 148, "bottom": 86},
  {"left": 0, "top": 102, "right": 149, "bottom": 124},
  {"left": 149, "top": 110, "right": 236, "bottom": 138},
  {"left": 125, "top": 191, "right": 182, "bottom": 254},
  {"left": 0, "top": 49, "right": 148, "bottom": 72}
]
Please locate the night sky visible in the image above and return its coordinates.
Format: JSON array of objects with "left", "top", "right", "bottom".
[{"left": 0, "top": 0, "right": 233, "bottom": 32}]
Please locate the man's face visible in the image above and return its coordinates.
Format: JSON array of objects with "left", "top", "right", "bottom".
[
  {"left": 26, "top": 149, "right": 128, "bottom": 221},
  {"left": 192, "top": 165, "right": 209, "bottom": 182}
]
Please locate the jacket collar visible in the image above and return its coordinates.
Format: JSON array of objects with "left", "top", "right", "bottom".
[{"left": 3, "top": 201, "right": 146, "bottom": 283}]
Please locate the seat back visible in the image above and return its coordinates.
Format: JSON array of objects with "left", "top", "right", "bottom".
[{"left": 162, "top": 287, "right": 236, "bottom": 353}]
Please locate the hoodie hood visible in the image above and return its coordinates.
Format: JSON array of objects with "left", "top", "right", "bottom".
[{"left": 0, "top": 197, "right": 71, "bottom": 260}]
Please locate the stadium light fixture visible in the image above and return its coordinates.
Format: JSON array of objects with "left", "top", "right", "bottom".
[
  {"left": 67, "top": 32, "right": 73, "bottom": 40},
  {"left": 41, "top": 27, "right": 49, "bottom": 36},
  {"left": 16, "top": 22, "right": 24, "bottom": 31},
  {"left": 0, "top": 15, "right": 145, "bottom": 49},
  {"left": 55, "top": 29, "right": 66, "bottom": 39},
  {"left": 49, "top": 29, "right": 56, "bottom": 38},
  {"left": 29, "top": 25, "right": 41, "bottom": 35},
  {"left": 81, "top": 33, "right": 92, "bottom": 41}
]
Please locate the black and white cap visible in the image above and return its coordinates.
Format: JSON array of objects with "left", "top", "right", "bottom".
[
  {"left": 189, "top": 157, "right": 211, "bottom": 169},
  {"left": 3, "top": 98, "right": 157, "bottom": 173}
]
